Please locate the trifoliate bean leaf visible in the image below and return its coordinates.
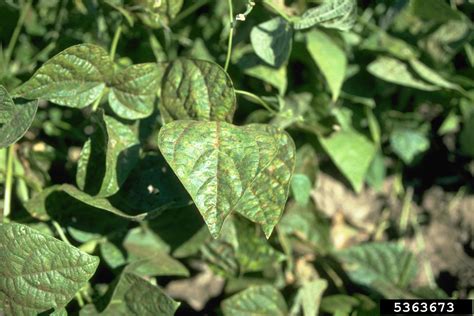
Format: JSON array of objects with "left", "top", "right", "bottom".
[
  {"left": 0, "top": 223, "right": 99, "bottom": 315},
  {"left": 221, "top": 285, "right": 288, "bottom": 316},
  {"left": 294, "top": 0, "right": 357, "bottom": 31},
  {"left": 12, "top": 44, "right": 114, "bottom": 108},
  {"left": 157, "top": 120, "right": 295, "bottom": 238},
  {"left": 160, "top": 58, "right": 236, "bottom": 123},
  {"left": 0, "top": 86, "right": 38, "bottom": 148},
  {"left": 250, "top": 17, "right": 293, "bottom": 68}
]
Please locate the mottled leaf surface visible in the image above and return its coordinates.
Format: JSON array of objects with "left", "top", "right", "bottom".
[
  {"left": 0, "top": 86, "right": 38, "bottom": 148},
  {"left": 233, "top": 218, "right": 286, "bottom": 273},
  {"left": 77, "top": 111, "right": 140, "bottom": 197},
  {"left": 160, "top": 59, "right": 236, "bottom": 123},
  {"left": 158, "top": 120, "right": 295, "bottom": 238},
  {"left": 250, "top": 17, "right": 293, "bottom": 68},
  {"left": 294, "top": 0, "right": 357, "bottom": 31},
  {"left": 222, "top": 285, "right": 288, "bottom": 316},
  {"left": 13, "top": 44, "right": 114, "bottom": 108},
  {"left": 0, "top": 223, "right": 99, "bottom": 315},
  {"left": 306, "top": 29, "right": 347, "bottom": 101},
  {"left": 100, "top": 272, "right": 179, "bottom": 316},
  {"left": 109, "top": 63, "right": 164, "bottom": 119},
  {"left": 336, "top": 242, "right": 418, "bottom": 298}
]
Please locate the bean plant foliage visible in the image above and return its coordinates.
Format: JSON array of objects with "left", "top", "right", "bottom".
[{"left": 0, "top": 0, "right": 473, "bottom": 315}]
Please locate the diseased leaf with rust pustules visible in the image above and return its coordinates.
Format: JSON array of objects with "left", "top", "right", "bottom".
[
  {"left": 157, "top": 120, "right": 295, "bottom": 238},
  {"left": 109, "top": 63, "right": 165, "bottom": 120},
  {"left": 160, "top": 58, "right": 236, "bottom": 123},
  {"left": 0, "top": 223, "right": 99, "bottom": 315},
  {"left": 12, "top": 44, "right": 114, "bottom": 108}
]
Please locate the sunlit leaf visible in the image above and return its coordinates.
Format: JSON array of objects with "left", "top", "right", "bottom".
[
  {"left": 99, "top": 272, "right": 180, "bottom": 315},
  {"left": 336, "top": 242, "right": 418, "bottom": 298},
  {"left": 250, "top": 17, "right": 293, "bottom": 68},
  {"left": 367, "top": 57, "right": 438, "bottom": 91},
  {"left": 0, "top": 223, "right": 99, "bottom": 315},
  {"left": 291, "top": 280, "right": 327, "bottom": 316},
  {"left": 306, "top": 29, "right": 347, "bottom": 101},
  {"left": 320, "top": 130, "right": 376, "bottom": 193},
  {"left": 222, "top": 285, "right": 288, "bottom": 316},
  {"left": 409, "top": 59, "right": 462, "bottom": 91},
  {"left": 160, "top": 58, "right": 236, "bottom": 123},
  {"left": 390, "top": 129, "right": 430, "bottom": 164},
  {"left": 409, "top": 0, "right": 463, "bottom": 23},
  {"left": 109, "top": 63, "right": 164, "bottom": 120},
  {"left": 294, "top": 0, "right": 357, "bottom": 31},
  {"left": 157, "top": 120, "right": 295, "bottom": 238},
  {"left": 12, "top": 44, "right": 114, "bottom": 108}
]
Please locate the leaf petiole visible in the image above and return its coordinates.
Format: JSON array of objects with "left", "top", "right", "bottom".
[
  {"left": 3, "top": 145, "right": 15, "bottom": 222},
  {"left": 235, "top": 89, "right": 278, "bottom": 114},
  {"left": 110, "top": 25, "right": 123, "bottom": 61},
  {"left": 224, "top": 0, "right": 234, "bottom": 72}
]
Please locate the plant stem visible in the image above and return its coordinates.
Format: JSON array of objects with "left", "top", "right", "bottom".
[
  {"left": 235, "top": 89, "right": 278, "bottom": 114},
  {"left": 224, "top": 0, "right": 234, "bottom": 72},
  {"left": 3, "top": 145, "right": 15, "bottom": 222},
  {"left": 4, "top": 0, "right": 32, "bottom": 65},
  {"left": 110, "top": 25, "right": 123, "bottom": 61},
  {"left": 262, "top": 0, "right": 291, "bottom": 22},
  {"left": 170, "top": 0, "right": 209, "bottom": 27}
]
